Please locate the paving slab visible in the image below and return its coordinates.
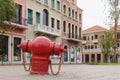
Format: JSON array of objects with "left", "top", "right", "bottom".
[{"left": 0, "top": 64, "right": 120, "bottom": 80}]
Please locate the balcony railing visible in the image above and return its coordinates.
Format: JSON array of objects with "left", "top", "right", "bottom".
[
  {"left": 36, "top": 0, "right": 42, "bottom": 3},
  {"left": 82, "top": 40, "right": 87, "bottom": 44},
  {"left": 83, "top": 48, "right": 101, "bottom": 52},
  {"left": 11, "top": 17, "right": 27, "bottom": 26},
  {"left": 67, "top": 33, "right": 81, "bottom": 41},
  {"left": 93, "top": 39, "right": 98, "bottom": 43},
  {"left": 34, "top": 24, "right": 60, "bottom": 36}
]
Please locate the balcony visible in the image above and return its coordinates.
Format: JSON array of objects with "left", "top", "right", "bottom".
[
  {"left": 36, "top": 0, "right": 42, "bottom": 3},
  {"left": 34, "top": 24, "right": 60, "bottom": 37},
  {"left": 93, "top": 39, "right": 98, "bottom": 43},
  {"left": 4, "top": 17, "right": 27, "bottom": 29},
  {"left": 67, "top": 33, "right": 81, "bottom": 42},
  {"left": 82, "top": 40, "right": 87, "bottom": 44},
  {"left": 83, "top": 48, "right": 101, "bottom": 52},
  {"left": 11, "top": 17, "right": 27, "bottom": 26}
]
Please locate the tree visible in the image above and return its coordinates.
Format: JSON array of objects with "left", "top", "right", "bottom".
[
  {"left": 100, "top": 30, "right": 114, "bottom": 62},
  {"left": 0, "top": 0, "right": 16, "bottom": 63},
  {"left": 0, "top": 0, "right": 16, "bottom": 33},
  {"left": 104, "top": 0, "right": 120, "bottom": 62}
]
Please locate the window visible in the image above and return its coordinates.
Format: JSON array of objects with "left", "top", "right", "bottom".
[
  {"left": 36, "top": 12, "right": 40, "bottom": 24},
  {"left": 28, "top": 9, "right": 33, "bottom": 24},
  {"left": 95, "top": 35, "right": 98, "bottom": 39},
  {"left": 72, "top": 24, "right": 74, "bottom": 38},
  {"left": 51, "top": 17, "right": 54, "bottom": 28},
  {"left": 63, "top": 21, "right": 66, "bottom": 32},
  {"left": 91, "top": 45, "right": 93, "bottom": 49},
  {"left": 91, "top": 36, "right": 93, "bottom": 40},
  {"left": 57, "top": 1, "right": 60, "bottom": 10},
  {"left": 14, "top": 4, "right": 21, "bottom": 24},
  {"left": 88, "top": 36, "right": 89, "bottom": 40},
  {"left": 85, "top": 46, "right": 87, "bottom": 49},
  {"left": 68, "top": 8, "right": 71, "bottom": 17},
  {"left": 117, "top": 43, "right": 119, "bottom": 47},
  {"left": 68, "top": 23, "right": 71, "bottom": 38},
  {"left": 63, "top": 45, "right": 68, "bottom": 62},
  {"left": 63, "top": 5, "right": 66, "bottom": 14},
  {"left": 102, "top": 35, "right": 104, "bottom": 39},
  {"left": 57, "top": 20, "right": 60, "bottom": 29},
  {"left": 72, "top": 10, "right": 74, "bottom": 18},
  {"left": 75, "top": 11, "right": 77, "bottom": 19},
  {"left": 88, "top": 45, "right": 90, "bottom": 49},
  {"left": 70, "top": 47, "right": 75, "bottom": 62},
  {"left": 43, "top": 9, "right": 49, "bottom": 26},
  {"left": 51, "top": 0, "right": 55, "bottom": 8},
  {"left": 95, "top": 45, "right": 97, "bottom": 49},
  {"left": 79, "top": 27, "right": 81, "bottom": 38},
  {"left": 79, "top": 14, "right": 81, "bottom": 22},
  {"left": 75, "top": 26, "right": 77, "bottom": 39},
  {"left": 14, "top": 37, "right": 21, "bottom": 61},
  {"left": 44, "top": 0, "right": 48, "bottom": 4},
  {"left": 0, "top": 35, "right": 9, "bottom": 61},
  {"left": 83, "top": 36, "right": 86, "bottom": 40}
]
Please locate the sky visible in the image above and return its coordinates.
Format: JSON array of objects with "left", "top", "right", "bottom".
[{"left": 77, "top": 0, "right": 109, "bottom": 30}]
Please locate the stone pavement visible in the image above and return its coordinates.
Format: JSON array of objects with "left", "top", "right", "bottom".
[{"left": 0, "top": 64, "right": 120, "bottom": 80}]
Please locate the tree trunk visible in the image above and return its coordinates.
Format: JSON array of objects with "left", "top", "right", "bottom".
[{"left": 107, "top": 56, "right": 111, "bottom": 63}]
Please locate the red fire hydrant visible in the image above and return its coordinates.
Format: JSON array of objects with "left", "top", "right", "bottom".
[{"left": 17, "top": 36, "right": 65, "bottom": 75}]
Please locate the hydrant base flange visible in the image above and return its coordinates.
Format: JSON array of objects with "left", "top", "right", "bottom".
[{"left": 30, "top": 57, "right": 50, "bottom": 75}]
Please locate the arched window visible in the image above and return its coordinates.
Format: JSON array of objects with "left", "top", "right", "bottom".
[
  {"left": 63, "top": 5, "right": 66, "bottom": 14},
  {"left": 79, "top": 27, "right": 81, "bottom": 39},
  {"left": 63, "top": 45, "right": 68, "bottom": 62},
  {"left": 68, "top": 8, "right": 71, "bottom": 17},
  {"left": 77, "top": 48, "right": 82, "bottom": 63},
  {"left": 68, "top": 23, "right": 71, "bottom": 38},
  {"left": 70, "top": 47, "right": 75, "bottom": 62},
  {"left": 75, "top": 26, "right": 77, "bottom": 39},
  {"left": 79, "top": 14, "right": 81, "bottom": 22},
  {"left": 63, "top": 21, "right": 66, "bottom": 32},
  {"left": 72, "top": 24, "right": 74, "bottom": 38},
  {"left": 75, "top": 11, "right": 77, "bottom": 19},
  {"left": 43, "top": 9, "right": 49, "bottom": 26},
  {"left": 72, "top": 10, "right": 74, "bottom": 18}
]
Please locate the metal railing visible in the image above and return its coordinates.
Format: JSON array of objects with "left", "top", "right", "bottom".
[
  {"left": 11, "top": 17, "right": 27, "bottom": 26},
  {"left": 35, "top": 24, "right": 60, "bottom": 36},
  {"left": 68, "top": 33, "right": 81, "bottom": 40}
]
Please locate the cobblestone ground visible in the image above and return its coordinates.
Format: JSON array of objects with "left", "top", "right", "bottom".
[{"left": 0, "top": 64, "right": 120, "bottom": 80}]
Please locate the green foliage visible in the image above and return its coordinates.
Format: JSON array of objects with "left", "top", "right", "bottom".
[
  {"left": 89, "top": 62, "right": 120, "bottom": 65},
  {"left": 0, "top": 0, "right": 16, "bottom": 31},
  {"left": 0, "top": 0, "right": 16, "bottom": 63},
  {"left": 99, "top": 30, "right": 114, "bottom": 62},
  {"left": 88, "top": 62, "right": 98, "bottom": 65}
]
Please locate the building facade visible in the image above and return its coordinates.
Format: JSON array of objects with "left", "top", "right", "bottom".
[
  {"left": 26, "top": 0, "right": 61, "bottom": 42},
  {"left": 0, "top": 0, "right": 27, "bottom": 64},
  {"left": 0, "top": 0, "right": 83, "bottom": 64},
  {"left": 25, "top": 0, "right": 62, "bottom": 62},
  {"left": 82, "top": 25, "right": 106, "bottom": 63},
  {"left": 61, "top": 0, "right": 83, "bottom": 63}
]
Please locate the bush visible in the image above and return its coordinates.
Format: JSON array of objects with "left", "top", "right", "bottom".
[{"left": 88, "top": 62, "right": 98, "bottom": 65}]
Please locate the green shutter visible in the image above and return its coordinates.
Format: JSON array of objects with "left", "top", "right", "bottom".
[
  {"left": 44, "top": 0, "right": 48, "bottom": 4},
  {"left": 36, "top": 12, "right": 40, "bottom": 24},
  {"left": 57, "top": 1, "right": 60, "bottom": 10},
  {"left": 51, "top": 0, "right": 54, "bottom": 8},
  {"left": 28, "top": 9, "right": 33, "bottom": 24}
]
